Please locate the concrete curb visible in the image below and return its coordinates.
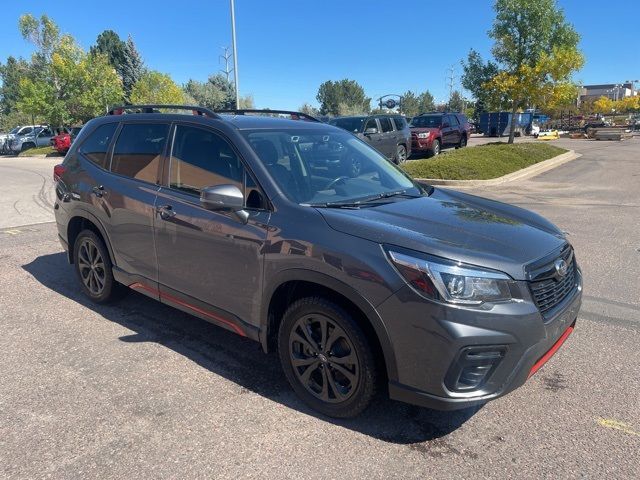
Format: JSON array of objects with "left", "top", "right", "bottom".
[{"left": 414, "top": 150, "right": 581, "bottom": 187}]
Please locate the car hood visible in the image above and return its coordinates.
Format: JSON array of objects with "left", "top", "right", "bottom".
[{"left": 316, "top": 188, "right": 566, "bottom": 280}]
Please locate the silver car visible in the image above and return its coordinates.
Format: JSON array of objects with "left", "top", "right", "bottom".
[{"left": 7, "top": 125, "right": 55, "bottom": 153}]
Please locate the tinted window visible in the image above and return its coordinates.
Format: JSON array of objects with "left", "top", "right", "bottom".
[
  {"left": 111, "top": 123, "right": 169, "bottom": 182},
  {"left": 19, "top": 127, "right": 33, "bottom": 135},
  {"left": 364, "top": 118, "right": 378, "bottom": 131},
  {"left": 329, "top": 117, "right": 366, "bottom": 133},
  {"left": 169, "top": 125, "right": 243, "bottom": 195},
  {"left": 393, "top": 117, "right": 406, "bottom": 130},
  {"left": 379, "top": 117, "right": 393, "bottom": 133},
  {"left": 78, "top": 122, "right": 118, "bottom": 168},
  {"left": 410, "top": 116, "right": 442, "bottom": 128},
  {"left": 448, "top": 115, "right": 459, "bottom": 126},
  {"left": 457, "top": 114, "right": 468, "bottom": 125}
]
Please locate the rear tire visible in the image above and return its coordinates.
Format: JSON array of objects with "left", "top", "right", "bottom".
[
  {"left": 394, "top": 144, "right": 407, "bottom": 164},
  {"left": 427, "top": 139, "right": 440, "bottom": 158},
  {"left": 278, "top": 297, "right": 377, "bottom": 418},
  {"left": 456, "top": 135, "right": 467, "bottom": 149},
  {"left": 73, "top": 230, "right": 124, "bottom": 304}
]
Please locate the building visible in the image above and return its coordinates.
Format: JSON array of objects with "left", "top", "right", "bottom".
[{"left": 580, "top": 82, "right": 637, "bottom": 102}]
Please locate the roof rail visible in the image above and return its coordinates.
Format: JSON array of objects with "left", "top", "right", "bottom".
[
  {"left": 107, "top": 104, "right": 221, "bottom": 119},
  {"left": 217, "top": 109, "right": 321, "bottom": 122}
]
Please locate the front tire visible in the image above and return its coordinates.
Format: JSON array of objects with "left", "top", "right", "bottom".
[
  {"left": 427, "top": 138, "right": 440, "bottom": 158},
  {"left": 456, "top": 135, "right": 467, "bottom": 149},
  {"left": 73, "top": 230, "right": 123, "bottom": 304},
  {"left": 278, "top": 297, "right": 377, "bottom": 418}
]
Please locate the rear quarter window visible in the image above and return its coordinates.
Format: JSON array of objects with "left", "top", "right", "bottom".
[
  {"left": 111, "top": 123, "right": 169, "bottom": 183},
  {"left": 393, "top": 117, "right": 406, "bottom": 130},
  {"left": 77, "top": 122, "right": 118, "bottom": 169},
  {"left": 379, "top": 117, "right": 393, "bottom": 133}
]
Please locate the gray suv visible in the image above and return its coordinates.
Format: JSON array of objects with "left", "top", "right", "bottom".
[
  {"left": 329, "top": 114, "right": 411, "bottom": 164},
  {"left": 53, "top": 105, "right": 582, "bottom": 418}
]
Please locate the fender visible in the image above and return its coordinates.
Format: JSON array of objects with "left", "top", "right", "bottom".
[
  {"left": 260, "top": 268, "right": 399, "bottom": 382},
  {"left": 65, "top": 205, "right": 115, "bottom": 266}
]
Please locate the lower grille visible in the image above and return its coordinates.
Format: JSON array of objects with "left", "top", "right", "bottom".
[{"left": 530, "top": 259, "right": 577, "bottom": 315}]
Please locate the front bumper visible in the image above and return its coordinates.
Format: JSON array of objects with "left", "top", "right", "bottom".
[
  {"left": 378, "top": 270, "right": 582, "bottom": 410},
  {"left": 411, "top": 136, "right": 434, "bottom": 151}
]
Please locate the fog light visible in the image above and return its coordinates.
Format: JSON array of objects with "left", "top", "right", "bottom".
[{"left": 445, "top": 346, "right": 506, "bottom": 392}]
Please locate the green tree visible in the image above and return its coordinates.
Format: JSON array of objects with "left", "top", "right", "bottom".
[
  {"left": 488, "top": 0, "right": 584, "bottom": 143},
  {"left": 461, "top": 49, "right": 505, "bottom": 113},
  {"left": 448, "top": 90, "right": 465, "bottom": 112},
  {"left": 130, "top": 70, "right": 184, "bottom": 104},
  {"left": 299, "top": 103, "right": 319, "bottom": 116},
  {"left": 91, "top": 30, "right": 127, "bottom": 81},
  {"left": 184, "top": 74, "right": 235, "bottom": 109},
  {"left": 0, "top": 56, "right": 31, "bottom": 114},
  {"left": 18, "top": 14, "right": 60, "bottom": 61},
  {"left": 401, "top": 90, "right": 435, "bottom": 116},
  {"left": 121, "top": 35, "right": 144, "bottom": 102},
  {"left": 417, "top": 91, "right": 435, "bottom": 113},
  {"left": 316, "top": 79, "right": 371, "bottom": 116}
]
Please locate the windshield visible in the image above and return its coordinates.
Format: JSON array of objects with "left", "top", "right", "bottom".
[
  {"left": 9, "top": 127, "right": 20, "bottom": 134},
  {"left": 410, "top": 115, "right": 442, "bottom": 128},
  {"left": 329, "top": 117, "right": 366, "bottom": 133},
  {"left": 243, "top": 128, "right": 424, "bottom": 206}
]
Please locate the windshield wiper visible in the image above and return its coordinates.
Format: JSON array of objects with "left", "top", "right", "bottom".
[
  {"left": 358, "top": 190, "right": 422, "bottom": 203},
  {"left": 307, "top": 190, "right": 422, "bottom": 209}
]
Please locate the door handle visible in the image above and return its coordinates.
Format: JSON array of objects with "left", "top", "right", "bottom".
[
  {"left": 156, "top": 204, "right": 176, "bottom": 220},
  {"left": 92, "top": 185, "right": 105, "bottom": 198}
]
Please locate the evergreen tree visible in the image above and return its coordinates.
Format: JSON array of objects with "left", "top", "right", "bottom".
[{"left": 121, "top": 35, "right": 144, "bottom": 103}]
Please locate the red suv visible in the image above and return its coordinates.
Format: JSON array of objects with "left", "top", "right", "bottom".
[
  {"left": 51, "top": 126, "right": 82, "bottom": 155},
  {"left": 410, "top": 113, "right": 471, "bottom": 157}
]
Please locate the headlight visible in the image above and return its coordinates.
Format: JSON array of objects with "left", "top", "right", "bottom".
[
  {"left": 387, "top": 250, "right": 514, "bottom": 305},
  {"left": 417, "top": 132, "right": 430, "bottom": 139}
]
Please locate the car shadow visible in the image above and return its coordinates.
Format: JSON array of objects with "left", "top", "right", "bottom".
[{"left": 23, "top": 252, "right": 482, "bottom": 444}]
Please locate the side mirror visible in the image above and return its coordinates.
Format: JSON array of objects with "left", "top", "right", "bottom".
[
  {"left": 201, "top": 184, "right": 249, "bottom": 223},
  {"left": 364, "top": 127, "right": 378, "bottom": 135}
]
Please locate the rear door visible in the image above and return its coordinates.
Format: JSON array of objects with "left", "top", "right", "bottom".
[
  {"left": 153, "top": 123, "right": 270, "bottom": 336},
  {"left": 102, "top": 122, "right": 168, "bottom": 284},
  {"left": 362, "top": 117, "right": 384, "bottom": 153},
  {"left": 377, "top": 117, "right": 396, "bottom": 159},
  {"left": 448, "top": 115, "right": 461, "bottom": 146}
]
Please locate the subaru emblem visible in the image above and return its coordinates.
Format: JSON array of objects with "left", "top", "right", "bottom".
[{"left": 554, "top": 259, "right": 568, "bottom": 277}]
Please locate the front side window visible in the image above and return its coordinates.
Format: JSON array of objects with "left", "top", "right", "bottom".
[
  {"left": 19, "top": 127, "right": 33, "bottom": 136},
  {"left": 169, "top": 125, "right": 243, "bottom": 195},
  {"left": 111, "top": 123, "right": 169, "bottom": 182},
  {"left": 243, "top": 129, "right": 423, "bottom": 206},
  {"left": 77, "top": 122, "right": 118, "bottom": 168},
  {"left": 329, "top": 117, "right": 366, "bottom": 133},
  {"left": 379, "top": 117, "right": 393, "bottom": 133},
  {"left": 364, "top": 118, "right": 378, "bottom": 131}
]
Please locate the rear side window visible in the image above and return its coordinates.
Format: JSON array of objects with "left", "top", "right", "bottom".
[
  {"left": 111, "top": 123, "right": 169, "bottom": 183},
  {"left": 393, "top": 117, "right": 406, "bottom": 130},
  {"left": 379, "top": 117, "right": 393, "bottom": 133},
  {"left": 169, "top": 125, "right": 243, "bottom": 195},
  {"left": 77, "top": 123, "right": 118, "bottom": 168},
  {"left": 448, "top": 115, "right": 460, "bottom": 126},
  {"left": 457, "top": 114, "right": 468, "bottom": 125}
]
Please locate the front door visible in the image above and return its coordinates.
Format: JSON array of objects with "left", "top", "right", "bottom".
[
  {"left": 362, "top": 118, "right": 385, "bottom": 155},
  {"left": 377, "top": 117, "right": 396, "bottom": 159},
  {"left": 153, "top": 123, "right": 270, "bottom": 337}
]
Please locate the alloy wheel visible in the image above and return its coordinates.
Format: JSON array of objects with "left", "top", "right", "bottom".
[
  {"left": 77, "top": 238, "right": 106, "bottom": 295},
  {"left": 396, "top": 145, "right": 407, "bottom": 163},
  {"left": 289, "top": 314, "right": 359, "bottom": 403}
]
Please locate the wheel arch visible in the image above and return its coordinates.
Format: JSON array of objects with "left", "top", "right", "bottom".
[
  {"left": 261, "top": 269, "right": 398, "bottom": 383},
  {"left": 66, "top": 210, "right": 115, "bottom": 265}
]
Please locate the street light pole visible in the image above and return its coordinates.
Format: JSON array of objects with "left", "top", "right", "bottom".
[{"left": 230, "top": 0, "right": 240, "bottom": 109}]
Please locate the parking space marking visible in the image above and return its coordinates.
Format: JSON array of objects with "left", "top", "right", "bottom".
[{"left": 597, "top": 418, "right": 640, "bottom": 437}]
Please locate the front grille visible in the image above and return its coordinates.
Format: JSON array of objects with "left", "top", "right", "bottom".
[{"left": 530, "top": 257, "right": 577, "bottom": 316}]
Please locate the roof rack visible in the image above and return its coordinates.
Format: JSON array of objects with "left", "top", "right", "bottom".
[
  {"left": 217, "top": 109, "right": 321, "bottom": 122},
  {"left": 107, "top": 104, "right": 221, "bottom": 119}
]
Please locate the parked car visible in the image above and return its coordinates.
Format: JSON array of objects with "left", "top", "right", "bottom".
[
  {"left": 0, "top": 126, "right": 23, "bottom": 154},
  {"left": 54, "top": 104, "right": 581, "bottom": 418},
  {"left": 6, "top": 125, "right": 55, "bottom": 153},
  {"left": 51, "top": 126, "right": 83, "bottom": 155},
  {"left": 410, "top": 112, "right": 471, "bottom": 157},
  {"left": 329, "top": 114, "right": 411, "bottom": 165}
]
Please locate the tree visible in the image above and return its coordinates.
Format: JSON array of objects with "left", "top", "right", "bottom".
[
  {"left": 184, "top": 74, "right": 235, "bottom": 109},
  {"left": 401, "top": 90, "right": 435, "bottom": 116},
  {"left": 121, "top": 35, "right": 144, "bottom": 102},
  {"left": 487, "top": 0, "right": 584, "bottom": 143},
  {"left": 299, "top": 103, "right": 319, "bottom": 116},
  {"left": 417, "top": 91, "right": 435, "bottom": 113},
  {"left": 0, "top": 56, "right": 31, "bottom": 114},
  {"left": 448, "top": 90, "right": 465, "bottom": 112},
  {"left": 593, "top": 96, "right": 613, "bottom": 115},
  {"left": 130, "top": 71, "right": 184, "bottom": 104},
  {"left": 18, "top": 14, "right": 60, "bottom": 61},
  {"left": 91, "top": 30, "right": 127, "bottom": 80},
  {"left": 461, "top": 49, "right": 504, "bottom": 112},
  {"left": 316, "top": 79, "right": 370, "bottom": 116}
]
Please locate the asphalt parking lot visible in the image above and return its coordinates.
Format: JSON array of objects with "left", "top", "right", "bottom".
[{"left": 1, "top": 138, "right": 639, "bottom": 479}]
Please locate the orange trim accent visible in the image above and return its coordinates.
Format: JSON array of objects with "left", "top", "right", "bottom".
[
  {"left": 129, "top": 282, "right": 246, "bottom": 337},
  {"left": 528, "top": 324, "right": 574, "bottom": 378}
]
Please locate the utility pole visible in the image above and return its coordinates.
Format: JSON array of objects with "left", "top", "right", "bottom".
[
  {"left": 230, "top": 0, "right": 240, "bottom": 109},
  {"left": 219, "top": 46, "right": 234, "bottom": 83},
  {"left": 445, "top": 65, "right": 457, "bottom": 109}
]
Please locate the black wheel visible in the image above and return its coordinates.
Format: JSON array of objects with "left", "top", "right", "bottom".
[
  {"left": 427, "top": 139, "right": 440, "bottom": 158},
  {"left": 73, "top": 230, "right": 123, "bottom": 303},
  {"left": 278, "top": 297, "right": 377, "bottom": 418},
  {"left": 394, "top": 144, "right": 407, "bottom": 164},
  {"left": 21, "top": 142, "right": 35, "bottom": 152},
  {"left": 456, "top": 135, "right": 467, "bottom": 149}
]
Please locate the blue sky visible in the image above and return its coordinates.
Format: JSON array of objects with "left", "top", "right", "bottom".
[{"left": 1, "top": 0, "right": 638, "bottom": 110}]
